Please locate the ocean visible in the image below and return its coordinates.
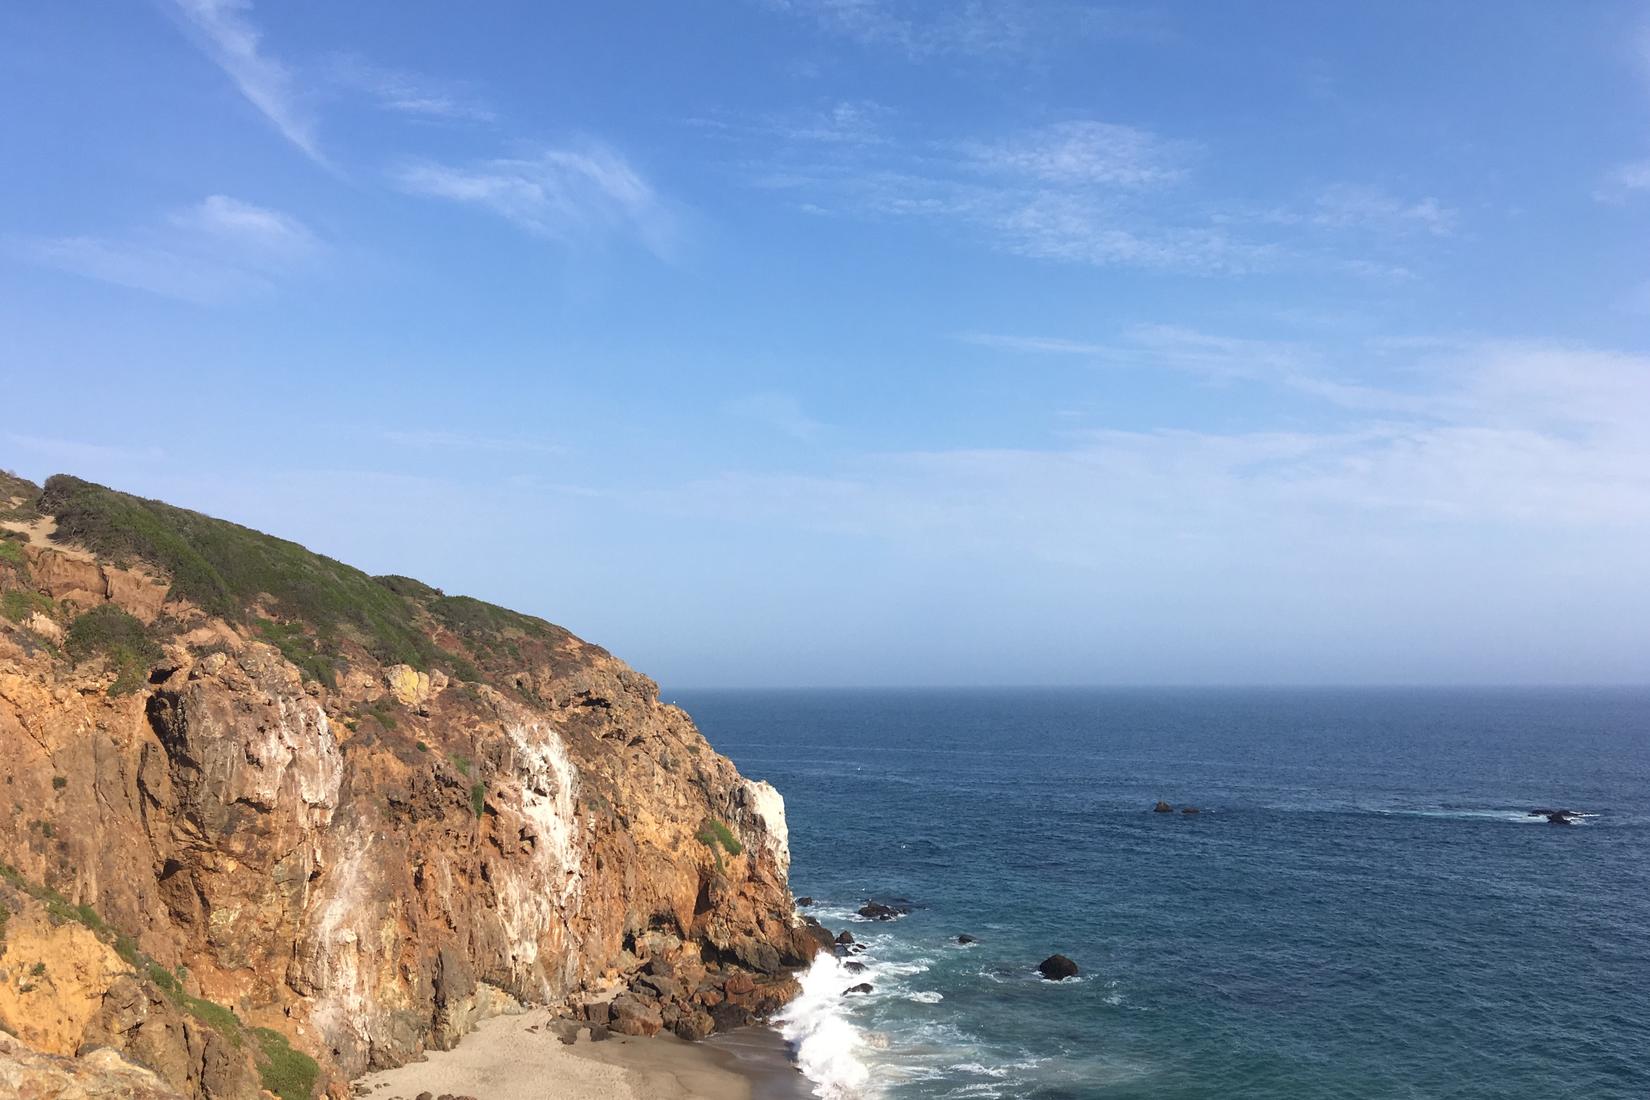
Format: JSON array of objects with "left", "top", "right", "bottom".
[{"left": 676, "top": 687, "right": 1650, "bottom": 1100}]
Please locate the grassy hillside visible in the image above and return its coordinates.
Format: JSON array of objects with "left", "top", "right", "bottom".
[{"left": 27, "top": 474, "right": 576, "bottom": 686}]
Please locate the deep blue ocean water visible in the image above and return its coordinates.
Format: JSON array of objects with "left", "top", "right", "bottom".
[{"left": 676, "top": 687, "right": 1650, "bottom": 1100}]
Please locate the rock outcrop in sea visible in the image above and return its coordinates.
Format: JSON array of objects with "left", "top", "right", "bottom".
[{"left": 0, "top": 471, "right": 820, "bottom": 1098}]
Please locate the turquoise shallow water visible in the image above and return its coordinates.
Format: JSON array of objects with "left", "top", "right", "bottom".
[{"left": 676, "top": 687, "right": 1650, "bottom": 1100}]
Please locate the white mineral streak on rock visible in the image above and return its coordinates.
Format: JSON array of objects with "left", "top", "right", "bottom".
[
  {"left": 241, "top": 695, "right": 341, "bottom": 822},
  {"left": 742, "top": 779, "right": 791, "bottom": 877},
  {"left": 305, "top": 835, "right": 375, "bottom": 1057},
  {"left": 497, "top": 722, "right": 584, "bottom": 991}
]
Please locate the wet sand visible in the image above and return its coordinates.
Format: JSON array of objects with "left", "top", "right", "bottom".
[{"left": 354, "top": 1006, "right": 812, "bottom": 1100}]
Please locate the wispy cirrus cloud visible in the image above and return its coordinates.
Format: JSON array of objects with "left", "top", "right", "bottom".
[
  {"left": 691, "top": 100, "right": 893, "bottom": 147},
  {"left": 731, "top": 116, "right": 1271, "bottom": 274},
  {"left": 13, "top": 195, "right": 321, "bottom": 303},
  {"left": 960, "top": 121, "right": 1192, "bottom": 187},
  {"left": 1596, "top": 158, "right": 1650, "bottom": 201},
  {"left": 959, "top": 324, "right": 1464, "bottom": 418},
  {"left": 165, "top": 0, "right": 323, "bottom": 162},
  {"left": 328, "top": 54, "right": 496, "bottom": 123},
  {"left": 393, "top": 146, "right": 677, "bottom": 256},
  {"left": 1304, "top": 184, "right": 1454, "bottom": 236},
  {"left": 715, "top": 104, "right": 1454, "bottom": 277},
  {"left": 762, "top": 0, "right": 1164, "bottom": 59}
]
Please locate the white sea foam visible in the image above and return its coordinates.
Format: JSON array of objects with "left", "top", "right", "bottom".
[
  {"left": 1377, "top": 807, "right": 1592, "bottom": 825},
  {"left": 775, "top": 954, "right": 875, "bottom": 1099},
  {"left": 907, "top": 991, "right": 944, "bottom": 1003}
]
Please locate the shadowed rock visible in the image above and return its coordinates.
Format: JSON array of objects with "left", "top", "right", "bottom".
[{"left": 1037, "top": 954, "right": 1080, "bottom": 981}]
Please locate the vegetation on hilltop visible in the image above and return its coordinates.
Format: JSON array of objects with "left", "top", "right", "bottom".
[
  {"left": 42, "top": 474, "right": 444, "bottom": 671},
  {"left": 23, "top": 474, "right": 584, "bottom": 690},
  {"left": 0, "top": 468, "right": 41, "bottom": 520}
]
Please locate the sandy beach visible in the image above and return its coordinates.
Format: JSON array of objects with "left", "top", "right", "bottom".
[{"left": 354, "top": 1007, "right": 811, "bottom": 1100}]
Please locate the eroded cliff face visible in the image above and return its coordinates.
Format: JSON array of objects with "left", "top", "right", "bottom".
[{"left": 0, "top": 473, "right": 825, "bottom": 1098}]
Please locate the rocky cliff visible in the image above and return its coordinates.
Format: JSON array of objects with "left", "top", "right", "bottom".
[{"left": 0, "top": 471, "right": 827, "bottom": 1098}]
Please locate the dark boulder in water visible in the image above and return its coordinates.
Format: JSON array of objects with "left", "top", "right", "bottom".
[
  {"left": 957, "top": 934, "right": 977, "bottom": 945},
  {"left": 858, "top": 901, "right": 904, "bottom": 921},
  {"left": 844, "top": 961, "right": 867, "bottom": 973},
  {"left": 1038, "top": 954, "right": 1080, "bottom": 981},
  {"left": 1181, "top": 806, "right": 1200, "bottom": 815},
  {"left": 843, "top": 983, "right": 874, "bottom": 995},
  {"left": 796, "top": 896, "right": 814, "bottom": 907},
  {"left": 1153, "top": 801, "right": 1174, "bottom": 813},
  {"left": 836, "top": 930, "right": 855, "bottom": 944},
  {"left": 1545, "top": 811, "right": 1577, "bottom": 825}
]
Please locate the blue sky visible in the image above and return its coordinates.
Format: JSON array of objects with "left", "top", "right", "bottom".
[{"left": 3, "top": 1, "right": 1649, "bottom": 686}]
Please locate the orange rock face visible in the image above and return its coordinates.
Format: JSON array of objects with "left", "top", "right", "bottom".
[{"left": 0, "top": 482, "right": 818, "bottom": 1098}]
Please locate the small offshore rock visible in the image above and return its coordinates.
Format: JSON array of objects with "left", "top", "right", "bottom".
[
  {"left": 796, "top": 896, "right": 814, "bottom": 907},
  {"left": 957, "top": 934, "right": 977, "bottom": 944},
  {"left": 1038, "top": 954, "right": 1080, "bottom": 981},
  {"left": 1181, "top": 806, "right": 1200, "bottom": 815},
  {"left": 1153, "top": 800, "right": 1174, "bottom": 813},
  {"left": 843, "top": 983, "right": 874, "bottom": 995},
  {"left": 858, "top": 901, "right": 901, "bottom": 921},
  {"left": 836, "top": 930, "right": 855, "bottom": 945},
  {"left": 844, "top": 961, "right": 867, "bottom": 974}
]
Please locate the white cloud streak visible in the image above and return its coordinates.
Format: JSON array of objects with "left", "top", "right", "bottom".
[
  {"left": 394, "top": 147, "right": 676, "bottom": 256},
  {"left": 165, "top": 0, "right": 323, "bottom": 162},
  {"left": 763, "top": 0, "right": 1153, "bottom": 59},
  {"left": 14, "top": 195, "right": 321, "bottom": 303},
  {"left": 1597, "top": 158, "right": 1650, "bottom": 201},
  {"left": 718, "top": 110, "right": 1444, "bottom": 276},
  {"left": 328, "top": 54, "right": 496, "bottom": 123}
]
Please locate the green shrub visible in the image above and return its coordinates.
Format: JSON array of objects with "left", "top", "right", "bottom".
[
  {"left": 696, "top": 818, "right": 743, "bottom": 856},
  {"left": 1, "top": 589, "right": 53, "bottom": 623},
  {"left": 176, "top": 990, "right": 242, "bottom": 1042},
  {"left": 450, "top": 753, "right": 472, "bottom": 777},
  {"left": 0, "top": 540, "right": 25, "bottom": 567},
  {"left": 470, "top": 781, "right": 486, "bottom": 817},
  {"left": 356, "top": 699, "right": 398, "bottom": 731},
  {"left": 253, "top": 1026, "right": 319, "bottom": 1100},
  {"left": 253, "top": 618, "right": 337, "bottom": 688},
  {"left": 65, "top": 606, "right": 160, "bottom": 695}
]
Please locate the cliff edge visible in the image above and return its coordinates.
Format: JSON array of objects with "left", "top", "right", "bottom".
[{"left": 0, "top": 471, "right": 828, "bottom": 1098}]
